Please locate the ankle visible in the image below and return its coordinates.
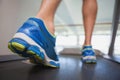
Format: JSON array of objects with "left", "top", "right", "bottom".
[
  {"left": 82, "top": 45, "right": 93, "bottom": 49},
  {"left": 44, "top": 21, "right": 55, "bottom": 35},
  {"left": 36, "top": 17, "right": 55, "bottom": 35},
  {"left": 83, "top": 44, "right": 92, "bottom": 46}
]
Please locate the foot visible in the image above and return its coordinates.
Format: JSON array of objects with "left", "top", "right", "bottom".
[
  {"left": 81, "top": 46, "right": 96, "bottom": 63},
  {"left": 8, "top": 17, "right": 60, "bottom": 68}
]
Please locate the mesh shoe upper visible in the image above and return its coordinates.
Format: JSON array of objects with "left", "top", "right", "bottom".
[{"left": 16, "top": 18, "right": 59, "bottom": 61}]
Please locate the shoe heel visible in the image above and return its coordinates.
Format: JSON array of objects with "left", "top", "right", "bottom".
[
  {"left": 8, "top": 38, "right": 30, "bottom": 57},
  {"left": 8, "top": 42, "right": 16, "bottom": 53},
  {"left": 11, "top": 42, "right": 26, "bottom": 51}
]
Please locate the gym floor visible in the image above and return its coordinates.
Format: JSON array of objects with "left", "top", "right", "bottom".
[{"left": 0, "top": 55, "right": 120, "bottom": 80}]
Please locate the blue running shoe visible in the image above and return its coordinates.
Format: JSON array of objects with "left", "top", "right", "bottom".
[
  {"left": 81, "top": 46, "right": 96, "bottom": 63},
  {"left": 8, "top": 18, "right": 60, "bottom": 68}
]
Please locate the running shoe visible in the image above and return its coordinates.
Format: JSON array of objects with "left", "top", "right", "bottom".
[
  {"left": 8, "top": 18, "right": 60, "bottom": 68},
  {"left": 81, "top": 46, "right": 96, "bottom": 63}
]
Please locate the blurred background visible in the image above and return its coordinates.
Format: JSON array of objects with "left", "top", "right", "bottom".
[{"left": 0, "top": 0, "right": 120, "bottom": 58}]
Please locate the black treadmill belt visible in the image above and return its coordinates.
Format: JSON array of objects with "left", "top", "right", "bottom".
[{"left": 0, "top": 55, "right": 120, "bottom": 80}]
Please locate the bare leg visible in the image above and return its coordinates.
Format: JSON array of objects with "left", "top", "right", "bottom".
[
  {"left": 82, "top": 0, "right": 98, "bottom": 46},
  {"left": 36, "top": 0, "right": 61, "bottom": 35}
]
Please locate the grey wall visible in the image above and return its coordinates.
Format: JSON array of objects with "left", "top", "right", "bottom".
[{"left": 0, "top": 0, "right": 115, "bottom": 55}]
